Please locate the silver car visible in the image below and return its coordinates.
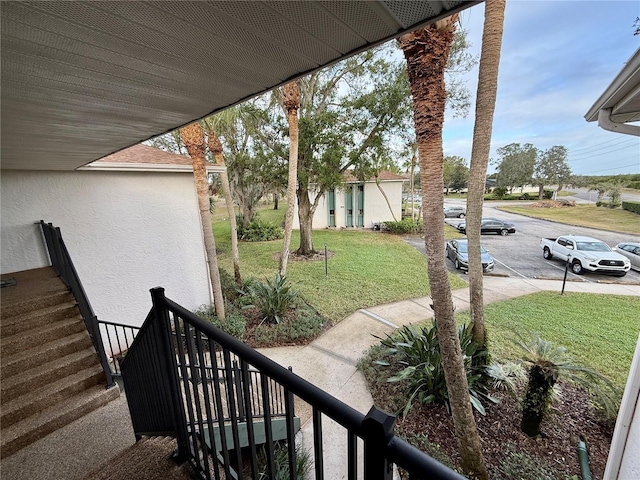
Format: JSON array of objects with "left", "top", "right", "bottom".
[
  {"left": 614, "top": 242, "right": 640, "bottom": 271},
  {"left": 443, "top": 206, "right": 466, "bottom": 218},
  {"left": 446, "top": 239, "right": 494, "bottom": 273}
]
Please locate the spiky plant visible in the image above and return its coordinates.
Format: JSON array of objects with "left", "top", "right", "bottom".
[
  {"left": 247, "top": 273, "right": 298, "bottom": 324},
  {"left": 515, "top": 333, "right": 618, "bottom": 437}
]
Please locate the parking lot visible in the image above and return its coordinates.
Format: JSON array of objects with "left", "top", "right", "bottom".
[{"left": 407, "top": 203, "right": 640, "bottom": 285}]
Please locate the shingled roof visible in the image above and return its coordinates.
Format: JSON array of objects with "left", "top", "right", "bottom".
[
  {"left": 79, "top": 144, "right": 224, "bottom": 173},
  {"left": 342, "top": 171, "right": 408, "bottom": 182}
]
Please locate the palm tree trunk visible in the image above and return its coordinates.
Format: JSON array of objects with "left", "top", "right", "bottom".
[
  {"left": 521, "top": 364, "right": 556, "bottom": 437},
  {"left": 280, "top": 81, "right": 300, "bottom": 276},
  {"left": 467, "top": 0, "right": 506, "bottom": 347},
  {"left": 399, "top": 18, "right": 488, "bottom": 480},
  {"left": 180, "top": 123, "right": 225, "bottom": 319},
  {"left": 296, "top": 185, "right": 316, "bottom": 255},
  {"left": 207, "top": 128, "right": 242, "bottom": 287}
]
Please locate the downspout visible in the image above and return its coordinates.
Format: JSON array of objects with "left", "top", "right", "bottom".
[
  {"left": 577, "top": 437, "right": 592, "bottom": 480},
  {"left": 598, "top": 108, "right": 640, "bottom": 136}
]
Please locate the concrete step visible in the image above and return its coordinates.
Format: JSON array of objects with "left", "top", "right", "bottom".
[
  {"left": 1, "top": 364, "right": 106, "bottom": 429},
  {"left": 1, "top": 331, "right": 94, "bottom": 380},
  {"left": 1, "top": 300, "right": 79, "bottom": 337},
  {"left": 1, "top": 315, "right": 85, "bottom": 358},
  {"left": 82, "top": 436, "right": 195, "bottom": 480},
  {"left": 1, "top": 347, "right": 100, "bottom": 404},
  {"left": 1, "top": 288, "right": 73, "bottom": 320},
  {"left": 0, "top": 383, "right": 120, "bottom": 459}
]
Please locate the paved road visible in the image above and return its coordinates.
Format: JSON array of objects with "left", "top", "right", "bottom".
[
  {"left": 406, "top": 201, "right": 640, "bottom": 286},
  {"left": 566, "top": 187, "right": 640, "bottom": 203}
]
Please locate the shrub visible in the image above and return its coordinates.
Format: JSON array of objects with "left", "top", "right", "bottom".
[
  {"left": 383, "top": 218, "right": 422, "bottom": 234},
  {"left": 252, "top": 298, "right": 324, "bottom": 345},
  {"left": 257, "top": 442, "right": 312, "bottom": 480},
  {"left": 493, "top": 187, "right": 508, "bottom": 199},
  {"left": 375, "top": 322, "right": 495, "bottom": 416},
  {"left": 622, "top": 201, "right": 640, "bottom": 214},
  {"left": 247, "top": 273, "right": 298, "bottom": 324},
  {"left": 607, "top": 201, "right": 621, "bottom": 209},
  {"left": 626, "top": 181, "right": 640, "bottom": 190},
  {"left": 543, "top": 189, "right": 554, "bottom": 199},
  {"left": 493, "top": 443, "right": 560, "bottom": 480},
  {"left": 519, "top": 192, "right": 531, "bottom": 200},
  {"left": 218, "top": 268, "right": 240, "bottom": 303},
  {"left": 595, "top": 201, "right": 603, "bottom": 207},
  {"left": 193, "top": 303, "right": 247, "bottom": 340},
  {"left": 238, "top": 217, "right": 284, "bottom": 242}
]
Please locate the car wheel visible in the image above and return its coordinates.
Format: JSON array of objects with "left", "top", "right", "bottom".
[
  {"left": 616, "top": 272, "right": 627, "bottom": 277},
  {"left": 543, "top": 247, "right": 552, "bottom": 260},
  {"left": 459, "top": 213, "right": 465, "bottom": 218},
  {"left": 454, "top": 259, "right": 460, "bottom": 270},
  {"left": 500, "top": 229, "right": 509, "bottom": 236},
  {"left": 571, "top": 260, "right": 584, "bottom": 275}
]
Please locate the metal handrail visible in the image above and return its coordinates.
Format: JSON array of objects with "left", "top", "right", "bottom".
[
  {"left": 121, "top": 287, "right": 465, "bottom": 480},
  {"left": 39, "top": 221, "right": 115, "bottom": 389}
]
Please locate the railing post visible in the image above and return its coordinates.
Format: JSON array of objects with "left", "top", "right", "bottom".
[
  {"left": 151, "top": 287, "right": 190, "bottom": 461},
  {"left": 362, "top": 406, "right": 395, "bottom": 480}
]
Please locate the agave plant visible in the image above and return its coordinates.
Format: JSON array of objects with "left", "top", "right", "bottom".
[
  {"left": 515, "top": 332, "right": 618, "bottom": 437},
  {"left": 375, "top": 321, "right": 496, "bottom": 416},
  {"left": 247, "top": 273, "right": 298, "bottom": 324}
]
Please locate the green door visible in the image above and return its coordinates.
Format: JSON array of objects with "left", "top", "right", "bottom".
[
  {"left": 356, "top": 184, "right": 364, "bottom": 227},
  {"left": 345, "top": 186, "right": 353, "bottom": 227},
  {"left": 328, "top": 189, "right": 335, "bottom": 227}
]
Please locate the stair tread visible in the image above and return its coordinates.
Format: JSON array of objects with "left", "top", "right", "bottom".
[
  {"left": 1, "top": 331, "right": 92, "bottom": 372},
  {"left": 2, "top": 364, "right": 105, "bottom": 415},
  {"left": 1, "top": 300, "right": 78, "bottom": 326},
  {"left": 0, "top": 315, "right": 84, "bottom": 351},
  {"left": 1, "top": 384, "right": 120, "bottom": 455},
  {"left": 2, "top": 347, "right": 98, "bottom": 392}
]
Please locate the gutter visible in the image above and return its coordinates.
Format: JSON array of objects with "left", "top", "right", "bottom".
[{"left": 597, "top": 108, "right": 640, "bottom": 137}]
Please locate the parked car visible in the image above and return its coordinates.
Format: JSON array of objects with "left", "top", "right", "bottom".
[
  {"left": 446, "top": 239, "right": 494, "bottom": 273},
  {"left": 457, "top": 218, "right": 516, "bottom": 235},
  {"left": 540, "top": 235, "right": 631, "bottom": 276},
  {"left": 443, "top": 206, "right": 466, "bottom": 218},
  {"left": 613, "top": 242, "right": 640, "bottom": 271}
]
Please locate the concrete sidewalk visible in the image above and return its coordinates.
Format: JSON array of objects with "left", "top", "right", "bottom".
[
  {"left": 257, "top": 276, "right": 639, "bottom": 479},
  {"left": 3, "top": 277, "right": 637, "bottom": 479}
]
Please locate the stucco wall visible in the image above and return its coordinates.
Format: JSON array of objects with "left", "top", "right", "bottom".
[
  {"left": 292, "top": 181, "right": 403, "bottom": 230},
  {"left": 1, "top": 170, "right": 212, "bottom": 327}
]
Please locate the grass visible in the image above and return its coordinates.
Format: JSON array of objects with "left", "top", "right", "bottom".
[
  {"left": 212, "top": 205, "right": 466, "bottom": 323},
  {"left": 456, "top": 291, "right": 640, "bottom": 390},
  {"left": 497, "top": 204, "right": 640, "bottom": 235}
]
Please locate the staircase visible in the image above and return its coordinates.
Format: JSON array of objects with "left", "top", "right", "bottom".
[{"left": 1, "top": 267, "right": 120, "bottom": 459}]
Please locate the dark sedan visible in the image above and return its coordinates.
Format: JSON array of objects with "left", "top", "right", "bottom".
[
  {"left": 446, "top": 239, "right": 494, "bottom": 272},
  {"left": 457, "top": 218, "right": 516, "bottom": 236}
]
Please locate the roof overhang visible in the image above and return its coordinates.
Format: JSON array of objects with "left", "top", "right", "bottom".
[
  {"left": 585, "top": 47, "right": 640, "bottom": 136},
  {"left": 1, "top": 1, "right": 479, "bottom": 171},
  {"left": 77, "top": 162, "right": 225, "bottom": 174}
]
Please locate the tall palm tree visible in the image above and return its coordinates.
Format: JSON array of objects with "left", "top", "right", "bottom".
[
  {"left": 180, "top": 122, "right": 225, "bottom": 319},
  {"left": 205, "top": 120, "right": 242, "bottom": 287},
  {"left": 467, "top": 0, "right": 506, "bottom": 347},
  {"left": 398, "top": 16, "right": 488, "bottom": 480},
  {"left": 279, "top": 81, "right": 300, "bottom": 277}
]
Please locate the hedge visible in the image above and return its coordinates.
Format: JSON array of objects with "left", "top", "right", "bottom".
[{"left": 622, "top": 201, "right": 640, "bottom": 215}]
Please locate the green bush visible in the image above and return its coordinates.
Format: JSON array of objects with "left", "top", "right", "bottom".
[
  {"left": 375, "top": 322, "right": 495, "bottom": 416},
  {"left": 622, "top": 201, "right": 640, "bottom": 214},
  {"left": 493, "top": 443, "right": 560, "bottom": 480},
  {"left": 193, "top": 303, "right": 247, "bottom": 340},
  {"left": 519, "top": 192, "right": 531, "bottom": 200},
  {"left": 383, "top": 218, "right": 422, "bottom": 234},
  {"left": 238, "top": 217, "right": 284, "bottom": 242},
  {"left": 218, "top": 268, "right": 239, "bottom": 303},
  {"left": 543, "top": 189, "right": 554, "bottom": 199},
  {"left": 247, "top": 273, "right": 298, "bottom": 324},
  {"left": 626, "top": 181, "right": 640, "bottom": 190},
  {"left": 252, "top": 298, "right": 325, "bottom": 345},
  {"left": 595, "top": 201, "right": 604, "bottom": 207},
  {"left": 493, "top": 187, "right": 508, "bottom": 199}
]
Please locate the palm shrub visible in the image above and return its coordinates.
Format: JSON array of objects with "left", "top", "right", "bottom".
[
  {"left": 515, "top": 332, "right": 618, "bottom": 437},
  {"left": 247, "top": 273, "right": 298, "bottom": 324},
  {"left": 375, "top": 322, "right": 495, "bottom": 416}
]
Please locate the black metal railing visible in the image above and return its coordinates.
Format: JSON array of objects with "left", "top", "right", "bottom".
[
  {"left": 39, "top": 221, "right": 116, "bottom": 388},
  {"left": 98, "top": 318, "right": 141, "bottom": 377},
  {"left": 121, "top": 288, "right": 465, "bottom": 480}
]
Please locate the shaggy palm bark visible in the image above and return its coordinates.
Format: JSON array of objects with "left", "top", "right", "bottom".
[
  {"left": 521, "top": 363, "right": 558, "bottom": 436},
  {"left": 399, "top": 19, "right": 489, "bottom": 480},
  {"left": 467, "top": 0, "right": 506, "bottom": 347},
  {"left": 296, "top": 185, "right": 317, "bottom": 255},
  {"left": 180, "top": 123, "right": 225, "bottom": 319},
  {"left": 280, "top": 81, "right": 300, "bottom": 276},
  {"left": 207, "top": 128, "right": 242, "bottom": 287}
]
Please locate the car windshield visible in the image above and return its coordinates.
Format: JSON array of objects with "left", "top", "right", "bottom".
[
  {"left": 457, "top": 243, "right": 487, "bottom": 254},
  {"left": 576, "top": 242, "right": 611, "bottom": 252}
]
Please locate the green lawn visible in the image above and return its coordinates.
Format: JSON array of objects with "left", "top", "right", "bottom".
[
  {"left": 457, "top": 291, "right": 640, "bottom": 389},
  {"left": 497, "top": 204, "right": 640, "bottom": 235},
  {"left": 212, "top": 210, "right": 466, "bottom": 323}
]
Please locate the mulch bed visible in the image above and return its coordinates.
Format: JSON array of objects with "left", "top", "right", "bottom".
[{"left": 395, "top": 383, "right": 614, "bottom": 479}]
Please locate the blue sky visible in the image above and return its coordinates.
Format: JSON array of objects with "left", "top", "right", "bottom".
[{"left": 443, "top": 0, "right": 640, "bottom": 176}]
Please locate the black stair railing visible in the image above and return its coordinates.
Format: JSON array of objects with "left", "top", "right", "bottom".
[
  {"left": 39, "top": 221, "right": 115, "bottom": 389},
  {"left": 121, "top": 288, "right": 466, "bottom": 480}
]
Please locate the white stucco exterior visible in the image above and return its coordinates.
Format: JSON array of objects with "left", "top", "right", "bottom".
[
  {"left": 293, "top": 180, "right": 404, "bottom": 230},
  {"left": 1, "top": 170, "right": 212, "bottom": 327}
]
